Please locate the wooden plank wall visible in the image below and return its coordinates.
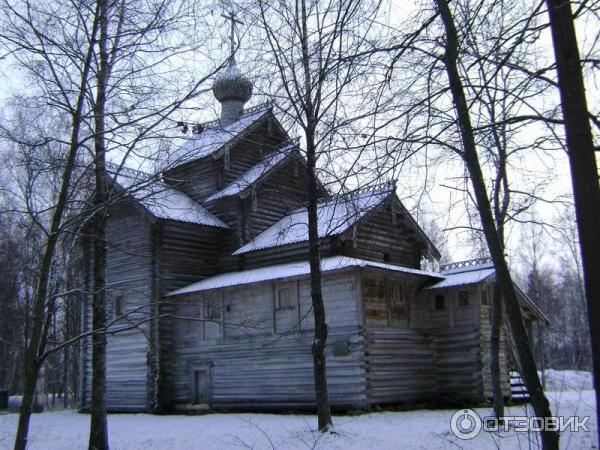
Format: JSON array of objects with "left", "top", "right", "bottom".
[
  {"left": 247, "top": 159, "right": 309, "bottom": 237},
  {"left": 168, "top": 271, "right": 368, "bottom": 410},
  {"left": 344, "top": 201, "right": 424, "bottom": 269},
  {"left": 158, "top": 221, "right": 223, "bottom": 293},
  {"left": 81, "top": 205, "right": 153, "bottom": 412},
  {"left": 78, "top": 235, "right": 93, "bottom": 411},
  {"left": 163, "top": 120, "right": 283, "bottom": 204},
  {"left": 156, "top": 220, "right": 224, "bottom": 410},
  {"left": 239, "top": 240, "right": 335, "bottom": 271},
  {"left": 432, "top": 325, "right": 484, "bottom": 402},
  {"left": 163, "top": 157, "right": 220, "bottom": 203},
  {"left": 223, "top": 124, "right": 281, "bottom": 184},
  {"left": 360, "top": 271, "right": 496, "bottom": 405},
  {"left": 361, "top": 270, "right": 437, "bottom": 404},
  {"left": 364, "top": 328, "right": 436, "bottom": 404},
  {"left": 424, "top": 286, "right": 488, "bottom": 402}
]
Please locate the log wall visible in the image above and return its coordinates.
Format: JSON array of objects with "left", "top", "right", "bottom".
[
  {"left": 364, "top": 328, "right": 436, "bottom": 404},
  {"left": 432, "top": 325, "right": 483, "bottom": 402},
  {"left": 361, "top": 270, "right": 438, "bottom": 404},
  {"left": 81, "top": 205, "right": 154, "bottom": 412},
  {"left": 155, "top": 220, "right": 225, "bottom": 410},
  {"left": 343, "top": 199, "right": 425, "bottom": 268},
  {"left": 167, "top": 271, "right": 368, "bottom": 410}
]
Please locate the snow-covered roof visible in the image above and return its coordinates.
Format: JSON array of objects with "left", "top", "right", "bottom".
[
  {"left": 424, "top": 263, "right": 495, "bottom": 290},
  {"left": 159, "top": 103, "right": 272, "bottom": 171},
  {"left": 167, "top": 255, "right": 442, "bottom": 296},
  {"left": 110, "top": 166, "right": 228, "bottom": 228},
  {"left": 233, "top": 186, "right": 395, "bottom": 255},
  {"left": 204, "top": 141, "right": 299, "bottom": 202}
]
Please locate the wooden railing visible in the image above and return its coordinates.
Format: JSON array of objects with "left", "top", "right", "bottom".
[{"left": 440, "top": 257, "right": 492, "bottom": 272}]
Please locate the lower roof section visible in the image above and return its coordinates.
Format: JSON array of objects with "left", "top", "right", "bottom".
[
  {"left": 423, "top": 263, "right": 495, "bottom": 290},
  {"left": 166, "top": 256, "right": 443, "bottom": 297}
]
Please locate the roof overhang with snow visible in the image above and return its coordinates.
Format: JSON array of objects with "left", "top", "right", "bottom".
[
  {"left": 423, "top": 263, "right": 495, "bottom": 290},
  {"left": 108, "top": 165, "right": 229, "bottom": 228},
  {"left": 166, "top": 255, "right": 443, "bottom": 297}
]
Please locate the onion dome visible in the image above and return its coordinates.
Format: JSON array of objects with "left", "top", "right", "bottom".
[{"left": 212, "top": 56, "right": 253, "bottom": 124}]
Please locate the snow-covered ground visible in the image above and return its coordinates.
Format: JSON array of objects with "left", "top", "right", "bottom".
[{"left": 0, "top": 371, "right": 596, "bottom": 449}]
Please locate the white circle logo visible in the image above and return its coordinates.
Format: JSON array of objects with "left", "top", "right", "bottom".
[{"left": 450, "top": 408, "right": 482, "bottom": 440}]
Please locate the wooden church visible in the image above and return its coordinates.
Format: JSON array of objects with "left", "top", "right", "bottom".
[{"left": 79, "top": 55, "right": 547, "bottom": 413}]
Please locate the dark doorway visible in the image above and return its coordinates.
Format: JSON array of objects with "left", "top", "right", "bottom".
[{"left": 192, "top": 369, "right": 209, "bottom": 404}]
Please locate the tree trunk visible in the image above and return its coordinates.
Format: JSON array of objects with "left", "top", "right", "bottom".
[
  {"left": 299, "top": 0, "right": 332, "bottom": 431},
  {"left": 63, "top": 345, "right": 69, "bottom": 409},
  {"left": 89, "top": 0, "right": 110, "bottom": 448},
  {"left": 434, "top": 0, "right": 559, "bottom": 448},
  {"left": 306, "top": 131, "right": 333, "bottom": 432},
  {"left": 544, "top": 1, "right": 600, "bottom": 446},
  {"left": 12, "top": 9, "right": 99, "bottom": 448},
  {"left": 490, "top": 282, "right": 505, "bottom": 418}
]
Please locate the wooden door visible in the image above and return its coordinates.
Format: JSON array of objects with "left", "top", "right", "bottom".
[{"left": 192, "top": 369, "right": 209, "bottom": 404}]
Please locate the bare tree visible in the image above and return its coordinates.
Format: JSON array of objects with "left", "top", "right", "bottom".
[
  {"left": 0, "top": 0, "right": 221, "bottom": 447},
  {"left": 251, "top": 0, "right": 387, "bottom": 430},
  {"left": 432, "top": 0, "right": 558, "bottom": 448},
  {"left": 88, "top": 0, "right": 110, "bottom": 447},
  {"left": 0, "top": 2, "right": 101, "bottom": 446},
  {"left": 544, "top": 1, "right": 600, "bottom": 446}
]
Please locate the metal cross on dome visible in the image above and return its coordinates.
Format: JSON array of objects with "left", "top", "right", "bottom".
[{"left": 221, "top": 10, "right": 243, "bottom": 57}]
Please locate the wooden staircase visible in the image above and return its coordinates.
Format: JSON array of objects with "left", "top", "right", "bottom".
[{"left": 510, "top": 370, "right": 530, "bottom": 403}]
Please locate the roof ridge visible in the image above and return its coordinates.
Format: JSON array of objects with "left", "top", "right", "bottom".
[
  {"left": 337, "top": 180, "right": 396, "bottom": 200},
  {"left": 283, "top": 181, "right": 394, "bottom": 216}
]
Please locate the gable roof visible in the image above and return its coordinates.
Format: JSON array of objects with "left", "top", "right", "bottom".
[
  {"left": 109, "top": 165, "right": 228, "bottom": 228},
  {"left": 204, "top": 140, "right": 300, "bottom": 202},
  {"left": 166, "top": 255, "right": 442, "bottom": 296},
  {"left": 233, "top": 186, "right": 395, "bottom": 255},
  {"left": 159, "top": 102, "right": 274, "bottom": 171}
]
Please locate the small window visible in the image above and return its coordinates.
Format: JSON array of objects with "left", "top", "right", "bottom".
[
  {"left": 388, "top": 281, "right": 406, "bottom": 325},
  {"left": 383, "top": 252, "right": 391, "bottom": 262},
  {"left": 114, "top": 295, "right": 124, "bottom": 317},
  {"left": 435, "top": 294, "right": 445, "bottom": 310},
  {"left": 458, "top": 291, "right": 470, "bottom": 307},
  {"left": 276, "top": 286, "right": 294, "bottom": 310},
  {"left": 205, "top": 297, "right": 222, "bottom": 321},
  {"left": 481, "top": 290, "right": 488, "bottom": 305}
]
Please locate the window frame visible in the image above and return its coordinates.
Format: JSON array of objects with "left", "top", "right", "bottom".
[
  {"left": 275, "top": 284, "right": 296, "bottom": 311},
  {"left": 481, "top": 290, "right": 489, "bottom": 306},
  {"left": 434, "top": 294, "right": 445, "bottom": 310},
  {"left": 387, "top": 280, "right": 406, "bottom": 326},
  {"left": 458, "top": 290, "right": 470, "bottom": 308}
]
